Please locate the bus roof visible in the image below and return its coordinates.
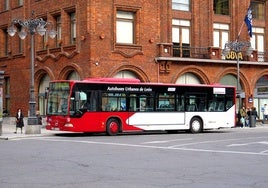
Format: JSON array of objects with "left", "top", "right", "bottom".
[
  {"left": 83, "top": 77, "right": 141, "bottom": 83},
  {"left": 51, "top": 78, "right": 235, "bottom": 89}
]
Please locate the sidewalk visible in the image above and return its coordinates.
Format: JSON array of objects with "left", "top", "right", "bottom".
[{"left": 0, "top": 117, "right": 60, "bottom": 140}]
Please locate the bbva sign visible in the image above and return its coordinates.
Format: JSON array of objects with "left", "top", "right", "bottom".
[{"left": 225, "top": 51, "right": 243, "bottom": 60}]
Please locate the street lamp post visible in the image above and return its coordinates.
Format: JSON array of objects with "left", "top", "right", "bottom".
[
  {"left": 222, "top": 40, "right": 253, "bottom": 109},
  {"left": 0, "top": 71, "right": 4, "bottom": 136},
  {"left": 8, "top": 12, "right": 56, "bottom": 134}
]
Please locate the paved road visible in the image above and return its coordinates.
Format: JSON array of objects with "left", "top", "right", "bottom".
[{"left": 1, "top": 126, "right": 268, "bottom": 188}]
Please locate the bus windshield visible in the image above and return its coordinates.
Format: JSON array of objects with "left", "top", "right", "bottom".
[{"left": 47, "top": 82, "right": 70, "bottom": 115}]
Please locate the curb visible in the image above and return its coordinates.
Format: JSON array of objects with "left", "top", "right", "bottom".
[
  {"left": 0, "top": 132, "right": 56, "bottom": 140},
  {"left": 0, "top": 136, "right": 8, "bottom": 140},
  {"left": 0, "top": 123, "right": 59, "bottom": 140}
]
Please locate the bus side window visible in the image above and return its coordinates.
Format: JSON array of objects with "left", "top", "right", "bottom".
[
  {"left": 140, "top": 95, "right": 154, "bottom": 112},
  {"left": 81, "top": 100, "right": 90, "bottom": 110},
  {"left": 226, "top": 100, "right": 233, "bottom": 110},
  {"left": 129, "top": 94, "right": 137, "bottom": 111},
  {"left": 101, "top": 92, "right": 126, "bottom": 111},
  {"left": 140, "top": 98, "right": 146, "bottom": 111},
  {"left": 129, "top": 94, "right": 153, "bottom": 112},
  {"left": 217, "top": 102, "right": 224, "bottom": 111},
  {"left": 185, "top": 94, "right": 207, "bottom": 112},
  {"left": 198, "top": 100, "right": 206, "bottom": 111},
  {"left": 208, "top": 101, "right": 216, "bottom": 111},
  {"left": 120, "top": 100, "right": 126, "bottom": 111},
  {"left": 84, "top": 91, "right": 98, "bottom": 112},
  {"left": 157, "top": 93, "right": 174, "bottom": 111},
  {"left": 104, "top": 103, "right": 111, "bottom": 111},
  {"left": 187, "top": 103, "right": 197, "bottom": 111},
  {"left": 177, "top": 95, "right": 184, "bottom": 111}
]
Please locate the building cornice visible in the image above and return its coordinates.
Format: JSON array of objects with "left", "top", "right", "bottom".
[{"left": 155, "top": 57, "right": 268, "bottom": 66}]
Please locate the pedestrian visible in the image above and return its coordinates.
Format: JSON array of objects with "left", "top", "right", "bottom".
[
  {"left": 15, "top": 108, "right": 24, "bottom": 134},
  {"left": 239, "top": 106, "right": 247, "bottom": 128},
  {"left": 246, "top": 107, "right": 251, "bottom": 127},
  {"left": 3, "top": 108, "right": 9, "bottom": 116},
  {"left": 263, "top": 104, "right": 268, "bottom": 123},
  {"left": 250, "top": 107, "right": 259, "bottom": 127},
  {"left": 36, "top": 111, "right": 42, "bottom": 125}
]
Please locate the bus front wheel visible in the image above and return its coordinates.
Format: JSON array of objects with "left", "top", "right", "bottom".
[
  {"left": 106, "top": 118, "right": 120, "bottom": 136},
  {"left": 190, "top": 117, "right": 203, "bottom": 133}
]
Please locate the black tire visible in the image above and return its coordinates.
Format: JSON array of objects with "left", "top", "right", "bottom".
[
  {"left": 190, "top": 117, "right": 203, "bottom": 133},
  {"left": 106, "top": 118, "right": 120, "bottom": 136}
]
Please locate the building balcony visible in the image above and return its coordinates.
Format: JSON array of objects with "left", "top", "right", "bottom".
[{"left": 157, "top": 43, "right": 267, "bottom": 62}]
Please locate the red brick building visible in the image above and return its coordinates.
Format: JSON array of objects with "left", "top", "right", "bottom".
[{"left": 0, "top": 0, "right": 268, "bottom": 118}]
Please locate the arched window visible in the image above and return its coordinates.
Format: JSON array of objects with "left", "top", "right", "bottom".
[
  {"left": 67, "top": 71, "right": 80, "bottom": 80},
  {"left": 114, "top": 70, "right": 138, "bottom": 79},
  {"left": 38, "top": 74, "right": 50, "bottom": 115},
  {"left": 176, "top": 73, "right": 201, "bottom": 84},
  {"left": 219, "top": 74, "right": 240, "bottom": 89}
]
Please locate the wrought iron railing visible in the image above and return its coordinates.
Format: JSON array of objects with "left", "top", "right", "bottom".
[
  {"left": 173, "top": 45, "right": 210, "bottom": 59},
  {"left": 157, "top": 43, "right": 267, "bottom": 62}
]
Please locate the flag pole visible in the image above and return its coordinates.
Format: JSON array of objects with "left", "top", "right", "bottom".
[
  {"left": 237, "top": 21, "right": 245, "bottom": 40},
  {"left": 238, "top": 5, "right": 252, "bottom": 40}
]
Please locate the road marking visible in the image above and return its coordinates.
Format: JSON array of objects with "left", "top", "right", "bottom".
[
  {"left": 228, "top": 141, "right": 268, "bottom": 147},
  {"left": 168, "top": 137, "right": 267, "bottom": 148},
  {"left": 25, "top": 137, "right": 268, "bottom": 156},
  {"left": 228, "top": 143, "right": 256, "bottom": 147},
  {"left": 142, "top": 138, "right": 193, "bottom": 144},
  {"left": 170, "top": 147, "right": 268, "bottom": 156},
  {"left": 259, "top": 141, "right": 268, "bottom": 145}
]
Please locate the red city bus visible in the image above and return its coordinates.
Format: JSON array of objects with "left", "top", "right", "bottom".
[{"left": 46, "top": 78, "right": 236, "bottom": 135}]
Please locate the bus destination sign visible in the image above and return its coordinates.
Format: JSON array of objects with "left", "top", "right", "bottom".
[{"left": 107, "top": 86, "right": 153, "bottom": 92}]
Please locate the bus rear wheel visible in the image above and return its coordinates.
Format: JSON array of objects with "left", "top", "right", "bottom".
[
  {"left": 190, "top": 117, "right": 202, "bottom": 133},
  {"left": 106, "top": 118, "right": 120, "bottom": 136}
]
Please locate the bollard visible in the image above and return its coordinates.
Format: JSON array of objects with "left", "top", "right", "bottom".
[{"left": 250, "top": 115, "right": 256, "bottom": 127}]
